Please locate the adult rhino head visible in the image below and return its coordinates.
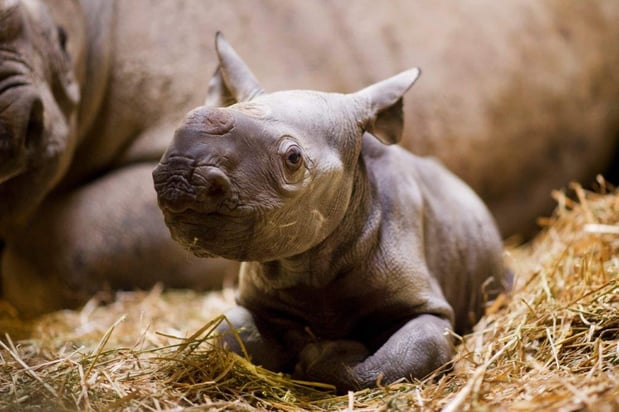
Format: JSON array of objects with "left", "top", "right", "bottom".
[{"left": 0, "top": 0, "right": 87, "bottom": 230}]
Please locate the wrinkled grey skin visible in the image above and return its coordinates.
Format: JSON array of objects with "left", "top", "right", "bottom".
[
  {"left": 153, "top": 34, "right": 509, "bottom": 391},
  {"left": 0, "top": 0, "right": 238, "bottom": 317}
]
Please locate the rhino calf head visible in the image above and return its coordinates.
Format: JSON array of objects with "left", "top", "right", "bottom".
[
  {"left": 154, "top": 33, "right": 507, "bottom": 391},
  {"left": 0, "top": 0, "right": 81, "bottom": 229},
  {"left": 154, "top": 33, "right": 418, "bottom": 263}
]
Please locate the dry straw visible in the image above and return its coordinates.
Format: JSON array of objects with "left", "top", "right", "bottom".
[{"left": 0, "top": 180, "right": 617, "bottom": 411}]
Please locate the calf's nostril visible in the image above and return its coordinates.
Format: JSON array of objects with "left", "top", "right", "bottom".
[
  {"left": 207, "top": 172, "right": 230, "bottom": 195},
  {"left": 196, "top": 168, "right": 231, "bottom": 202}
]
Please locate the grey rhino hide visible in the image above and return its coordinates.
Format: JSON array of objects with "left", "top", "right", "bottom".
[
  {"left": 153, "top": 34, "right": 510, "bottom": 391},
  {"left": 0, "top": 0, "right": 239, "bottom": 317}
]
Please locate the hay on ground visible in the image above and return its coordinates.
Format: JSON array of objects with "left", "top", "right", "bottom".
[{"left": 0, "top": 180, "right": 618, "bottom": 411}]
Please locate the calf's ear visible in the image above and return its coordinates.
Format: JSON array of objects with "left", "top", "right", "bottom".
[
  {"left": 352, "top": 68, "right": 420, "bottom": 145},
  {"left": 205, "top": 32, "right": 264, "bottom": 107}
]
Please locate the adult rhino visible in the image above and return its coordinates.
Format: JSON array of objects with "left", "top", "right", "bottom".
[{"left": 1, "top": 0, "right": 618, "bottom": 316}]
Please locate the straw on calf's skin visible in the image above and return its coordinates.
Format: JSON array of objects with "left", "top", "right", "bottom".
[{"left": 153, "top": 33, "right": 511, "bottom": 391}]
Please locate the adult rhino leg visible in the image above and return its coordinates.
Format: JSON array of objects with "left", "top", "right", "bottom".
[{"left": 1, "top": 163, "right": 239, "bottom": 318}]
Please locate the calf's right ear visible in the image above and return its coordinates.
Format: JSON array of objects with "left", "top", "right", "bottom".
[
  {"left": 351, "top": 68, "right": 420, "bottom": 145},
  {"left": 205, "top": 32, "right": 264, "bottom": 107}
]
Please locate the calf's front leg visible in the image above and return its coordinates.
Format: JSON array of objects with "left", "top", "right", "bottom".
[
  {"left": 216, "top": 305, "right": 298, "bottom": 372},
  {"left": 295, "top": 314, "right": 453, "bottom": 391}
]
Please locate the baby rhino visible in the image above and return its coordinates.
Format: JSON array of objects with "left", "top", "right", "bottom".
[{"left": 153, "top": 33, "right": 509, "bottom": 391}]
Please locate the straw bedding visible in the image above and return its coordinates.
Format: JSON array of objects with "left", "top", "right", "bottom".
[{"left": 1, "top": 180, "right": 617, "bottom": 411}]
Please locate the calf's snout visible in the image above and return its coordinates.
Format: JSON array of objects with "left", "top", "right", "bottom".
[{"left": 153, "top": 160, "right": 233, "bottom": 215}]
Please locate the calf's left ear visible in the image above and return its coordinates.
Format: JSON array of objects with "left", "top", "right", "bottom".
[
  {"left": 352, "top": 68, "right": 420, "bottom": 145},
  {"left": 205, "top": 32, "right": 264, "bottom": 107}
]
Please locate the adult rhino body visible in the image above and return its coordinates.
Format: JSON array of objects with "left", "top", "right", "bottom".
[{"left": 1, "top": 0, "right": 618, "bottom": 315}]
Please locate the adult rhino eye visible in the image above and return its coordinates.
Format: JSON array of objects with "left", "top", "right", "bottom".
[
  {"left": 57, "top": 26, "right": 68, "bottom": 53},
  {"left": 284, "top": 145, "right": 303, "bottom": 172}
]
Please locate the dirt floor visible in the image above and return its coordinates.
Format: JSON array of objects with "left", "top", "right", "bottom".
[{"left": 0, "top": 181, "right": 617, "bottom": 411}]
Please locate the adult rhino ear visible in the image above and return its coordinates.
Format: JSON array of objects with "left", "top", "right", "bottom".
[
  {"left": 352, "top": 68, "right": 420, "bottom": 145},
  {"left": 205, "top": 32, "right": 264, "bottom": 107}
]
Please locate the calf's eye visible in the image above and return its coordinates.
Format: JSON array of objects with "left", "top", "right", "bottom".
[{"left": 284, "top": 145, "right": 303, "bottom": 171}]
